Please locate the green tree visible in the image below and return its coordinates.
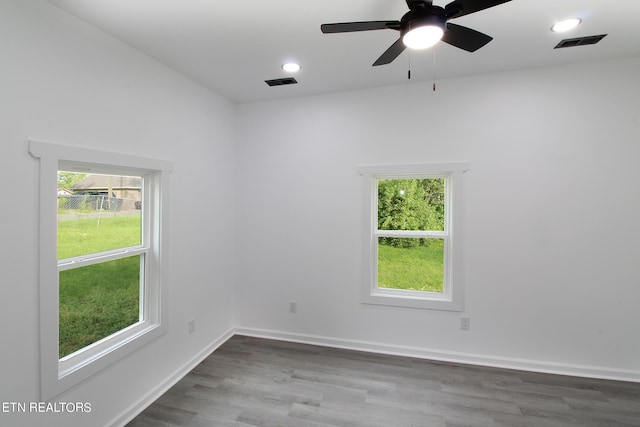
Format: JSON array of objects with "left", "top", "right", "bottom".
[
  {"left": 377, "top": 178, "right": 444, "bottom": 248},
  {"left": 57, "top": 171, "right": 86, "bottom": 191},
  {"left": 419, "top": 177, "right": 445, "bottom": 218}
]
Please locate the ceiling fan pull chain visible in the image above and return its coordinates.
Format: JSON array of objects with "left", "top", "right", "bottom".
[
  {"left": 408, "top": 54, "right": 412, "bottom": 80},
  {"left": 432, "top": 47, "right": 437, "bottom": 91}
]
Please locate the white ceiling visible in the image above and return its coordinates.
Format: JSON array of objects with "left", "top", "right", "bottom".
[{"left": 44, "top": 0, "right": 640, "bottom": 104}]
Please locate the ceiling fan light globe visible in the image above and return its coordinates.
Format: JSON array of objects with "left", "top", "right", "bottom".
[{"left": 402, "top": 25, "right": 444, "bottom": 49}]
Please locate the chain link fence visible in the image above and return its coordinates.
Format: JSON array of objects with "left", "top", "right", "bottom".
[{"left": 58, "top": 194, "right": 140, "bottom": 212}]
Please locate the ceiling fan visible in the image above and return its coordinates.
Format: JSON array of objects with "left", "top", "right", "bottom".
[{"left": 321, "top": 0, "right": 511, "bottom": 66}]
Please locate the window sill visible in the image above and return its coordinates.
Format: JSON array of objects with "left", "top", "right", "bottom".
[{"left": 363, "top": 290, "right": 463, "bottom": 311}]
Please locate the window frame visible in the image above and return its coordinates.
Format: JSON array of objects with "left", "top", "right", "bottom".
[
  {"left": 358, "top": 163, "right": 468, "bottom": 311},
  {"left": 29, "top": 141, "right": 172, "bottom": 400}
]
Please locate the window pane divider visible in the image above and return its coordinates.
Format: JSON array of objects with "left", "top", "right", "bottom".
[
  {"left": 375, "top": 230, "right": 447, "bottom": 238},
  {"left": 58, "top": 245, "right": 147, "bottom": 271}
]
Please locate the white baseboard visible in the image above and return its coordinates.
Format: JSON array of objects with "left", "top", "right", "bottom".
[
  {"left": 234, "top": 327, "right": 640, "bottom": 384},
  {"left": 108, "top": 327, "right": 235, "bottom": 427}
]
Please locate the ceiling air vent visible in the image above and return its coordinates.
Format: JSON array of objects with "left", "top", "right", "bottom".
[
  {"left": 554, "top": 34, "right": 607, "bottom": 49},
  {"left": 265, "top": 77, "right": 298, "bottom": 87}
]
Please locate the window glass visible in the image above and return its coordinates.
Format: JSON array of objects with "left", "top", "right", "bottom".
[
  {"left": 57, "top": 172, "right": 142, "bottom": 259},
  {"left": 376, "top": 177, "right": 446, "bottom": 294},
  {"left": 59, "top": 255, "right": 142, "bottom": 358},
  {"left": 377, "top": 178, "right": 445, "bottom": 232},
  {"left": 57, "top": 171, "right": 144, "bottom": 359},
  {"left": 377, "top": 237, "right": 444, "bottom": 292}
]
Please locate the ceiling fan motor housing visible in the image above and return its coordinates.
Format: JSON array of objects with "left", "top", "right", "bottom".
[{"left": 402, "top": 6, "right": 446, "bottom": 33}]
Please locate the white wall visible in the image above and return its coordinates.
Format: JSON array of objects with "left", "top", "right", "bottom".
[
  {"left": 0, "top": 1, "right": 236, "bottom": 426},
  {"left": 235, "top": 57, "right": 640, "bottom": 380}
]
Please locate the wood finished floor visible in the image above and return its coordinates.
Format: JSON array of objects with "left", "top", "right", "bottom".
[{"left": 127, "top": 335, "right": 640, "bottom": 427}]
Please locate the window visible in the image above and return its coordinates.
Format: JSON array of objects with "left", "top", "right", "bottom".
[
  {"left": 57, "top": 171, "right": 143, "bottom": 359},
  {"left": 358, "top": 163, "right": 468, "bottom": 311},
  {"left": 29, "top": 141, "right": 172, "bottom": 399}
]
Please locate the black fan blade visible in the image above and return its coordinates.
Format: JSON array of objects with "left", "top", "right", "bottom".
[
  {"left": 373, "top": 38, "right": 407, "bottom": 66},
  {"left": 445, "top": 0, "right": 510, "bottom": 19},
  {"left": 442, "top": 23, "right": 493, "bottom": 52},
  {"left": 321, "top": 21, "right": 400, "bottom": 34}
]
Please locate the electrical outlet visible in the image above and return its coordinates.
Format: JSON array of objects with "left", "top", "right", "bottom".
[
  {"left": 460, "top": 317, "right": 470, "bottom": 331},
  {"left": 289, "top": 301, "right": 297, "bottom": 314},
  {"left": 188, "top": 318, "right": 196, "bottom": 334}
]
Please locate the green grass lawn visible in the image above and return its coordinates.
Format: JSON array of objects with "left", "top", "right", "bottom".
[
  {"left": 57, "top": 213, "right": 141, "bottom": 259},
  {"left": 58, "top": 213, "right": 141, "bottom": 358},
  {"left": 377, "top": 239, "right": 444, "bottom": 292}
]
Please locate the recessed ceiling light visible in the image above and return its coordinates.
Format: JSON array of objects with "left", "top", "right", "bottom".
[
  {"left": 551, "top": 18, "right": 582, "bottom": 33},
  {"left": 282, "top": 62, "right": 301, "bottom": 72}
]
